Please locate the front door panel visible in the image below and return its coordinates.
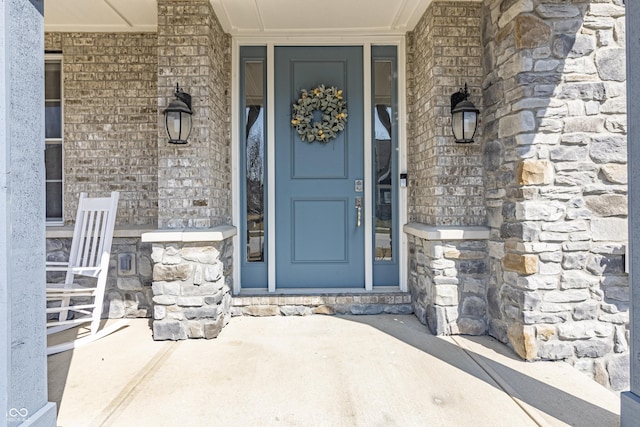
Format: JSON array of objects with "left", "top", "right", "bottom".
[{"left": 275, "top": 46, "right": 364, "bottom": 288}]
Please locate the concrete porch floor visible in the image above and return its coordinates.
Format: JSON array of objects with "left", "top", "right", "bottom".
[{"left": 48, "top": 315, "right": 621, "bottom": 426}]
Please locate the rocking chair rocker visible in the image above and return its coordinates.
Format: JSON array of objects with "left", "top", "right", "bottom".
[{"left": 46, "top": 191, "right": 126, "bottom": 355}]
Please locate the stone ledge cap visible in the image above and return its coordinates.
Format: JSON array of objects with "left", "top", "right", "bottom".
[
  {"left": 47, "top": 225, "right": 156, "bottom": 239},
  {"left": 403, "top": 223, "right": 490, "bottom": 240},
  {"left": 142, "top": 225, "right": 237, "bottom": 243}
]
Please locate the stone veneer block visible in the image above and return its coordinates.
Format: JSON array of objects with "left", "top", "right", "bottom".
[
  {"left": 508, "top": 323, "right": 538, "bottom": 360},
  {"left": 517, "top": 159, "right": 553, "bottom": 185},
  {"left": 515, "top": 14, "right": 552, "bottom": 49},
  {"left": 502, "top": 253, "right": 538, "bottom": 275}
]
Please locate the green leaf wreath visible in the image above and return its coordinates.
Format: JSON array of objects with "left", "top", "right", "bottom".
[{"left": 291, "top": 85, "right": 348, "bottom": 143}]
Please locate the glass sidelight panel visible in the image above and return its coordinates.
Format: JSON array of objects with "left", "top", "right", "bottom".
[
  {"left": 373, "top": 61, "right": 394, "bottom": 261},
  {"left": 372, "top": 46, "right": 398, "bottom": 286},
  {"left": 245, "top": 61, "right": 265, "bottom": 262},
  {"left": 244, "top": 62, "right": 265, "bottom": 262},
  {"left": 240, "top": 46, "right": 268, "bottom": 288}
]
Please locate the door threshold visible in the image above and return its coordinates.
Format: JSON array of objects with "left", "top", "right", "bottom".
[
  {"left": 231, "top": 288, "right": 412, "bottom": 317},
  {"left": 237, "top": 286, "right": 403, "bottom": 296}
]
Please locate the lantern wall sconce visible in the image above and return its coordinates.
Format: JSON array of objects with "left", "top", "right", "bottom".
[
  {"left": 164, "top": 83, "right": 193, "bottom": 144},
  {"left": 450, "top": 83, "right": 479, "bottom": 143}
]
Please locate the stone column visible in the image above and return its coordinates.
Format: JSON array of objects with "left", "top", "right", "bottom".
[
  {"left": 156, "top": 0, "right": 232, "bottom": 229},
  {"left": 621, "top": 0, "right": 640, "bottom": 423},
  {"left": 483, "top": 0, "right": 628, "bottom": 390},
  {"left": 0, "top": 0, "right": 57, "bottom": 425}
]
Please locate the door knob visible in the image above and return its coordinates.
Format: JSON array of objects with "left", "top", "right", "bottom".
[{"left": 355, "top": 197, "right": 362, "bottom": 228}]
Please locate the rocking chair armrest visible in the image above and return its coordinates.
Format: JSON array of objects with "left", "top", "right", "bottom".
[
  {"left": 46, "top": 261, "right": 69, "bottom": 272},
  {"left": 46, "top": 266, "right": 70, "bottom": 272},
  {"left": 45, "top": 264, "right": 102, "bottom": 276}
]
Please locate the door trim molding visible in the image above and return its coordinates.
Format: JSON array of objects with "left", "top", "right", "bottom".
[
  {"left": 363, "top": 43, "right": 373, "bottom": 291},
  {"left": 232, "top": 36, "right": 407, "bottom": 294}
]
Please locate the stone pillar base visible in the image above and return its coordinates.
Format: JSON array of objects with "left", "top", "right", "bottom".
[
  {"left": 405, "top": 224, "right": 491, "bottom": 336},
  {"left": 142, "top": 227, "right": 236, "bottom": 341}
]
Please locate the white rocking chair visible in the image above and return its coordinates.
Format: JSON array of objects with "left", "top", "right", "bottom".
[{"left": 46, "top": 191, "right": 126, "bottom": 355}]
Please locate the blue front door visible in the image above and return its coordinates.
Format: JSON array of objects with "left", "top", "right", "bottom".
[{"left": 275, "top": 46, "right": 364, "bottom": 288}]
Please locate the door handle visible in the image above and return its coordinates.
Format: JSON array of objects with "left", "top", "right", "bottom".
[{"left": 355, "top": 197, "right": 362, "bottom": 228}]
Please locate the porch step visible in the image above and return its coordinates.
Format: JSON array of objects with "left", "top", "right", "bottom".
[{"left": 231, "top": 292, "right": 413, "bottom": 317}]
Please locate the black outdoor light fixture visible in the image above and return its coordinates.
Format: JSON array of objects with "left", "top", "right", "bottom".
[
  {"left": 164, "top": 83, "right": 193, "bottom": 144},
  {"left": 450, "top": 83, "right": 479, "bottom": 143}
]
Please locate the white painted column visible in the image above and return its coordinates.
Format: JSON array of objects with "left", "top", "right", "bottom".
[
  {"left": 0, "top": 0, "right": 57, "bottom": 424},
  {"left": 621, "top": 1, "right": 640, "bottom": 425}
]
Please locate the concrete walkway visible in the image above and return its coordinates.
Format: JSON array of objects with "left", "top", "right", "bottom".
[{"left": 48, "top": 315, "right": 621, "bottom": 426}]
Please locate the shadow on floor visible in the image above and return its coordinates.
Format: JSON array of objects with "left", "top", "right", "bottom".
[
  {"left": 342, "top": 314, "right": 619, "bottom": 427},
  {"left": 47, "top": 320, "right": 131, "bottom": 412}
]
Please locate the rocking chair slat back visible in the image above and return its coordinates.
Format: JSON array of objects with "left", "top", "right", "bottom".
[
  {"left": 70, "top": 193, "right": 118, "bottom": 274},
  {"left": 46, "top": 191, "right": 121, "bottom": 355}
]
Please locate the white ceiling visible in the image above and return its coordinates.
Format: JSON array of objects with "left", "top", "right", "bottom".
[{"left": 44, "top": 0, "right": 436, "bottom": 35}]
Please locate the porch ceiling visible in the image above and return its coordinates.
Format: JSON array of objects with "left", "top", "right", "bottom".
[{"left": 44, "top": 0, "right": 436, "bottom": 35}]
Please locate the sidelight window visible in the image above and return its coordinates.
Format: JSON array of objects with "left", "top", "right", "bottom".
[
  {"left": 372, "top": 46, "right": 398, "bottom": 286},
  {"left": 240, "top": 46, "right": 268, "bottom": 288}
]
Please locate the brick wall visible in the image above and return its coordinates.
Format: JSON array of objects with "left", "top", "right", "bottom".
[
  {"left": 406, "top": 2, "right": 485, "bottom": 226},
  {"left": 45, "top": 32, "right": 158, "bottom": 226},
  {"left": 157, "top": 0, "right": 232, "bottom": 228}
]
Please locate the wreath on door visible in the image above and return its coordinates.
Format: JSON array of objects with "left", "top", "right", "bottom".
[{"left": 291, "top": 85, "right": 348, "bottom": 143}]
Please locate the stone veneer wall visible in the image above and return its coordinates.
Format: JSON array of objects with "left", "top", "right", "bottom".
[
  {"left": 44, "top": 32, "right": 158, "bottom": 226},
  {"left": 150, "top": 239, "right": 233, "bottom": 340},
  {"left": 482, "top": 0, "right": 628, "bottom": 390},
  {"left": 408, "top": 231, "right": 489, "bottom": 335},
  {"left": 157, "top": 0, "right": 232, "bottom": 228},
  {"left": 46, "top": 236, "right": 154, "bottom": 318},
  {"left": 406, "top": 1, "right": 485, "bottom": 226}
]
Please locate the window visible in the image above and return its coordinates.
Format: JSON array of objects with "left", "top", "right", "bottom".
[
  {"left": 373, "top": 59, "right": 395, "bottom": 261},
  {"left": 372, "top": 46, "right": 399, "bottom": 286},
  {"left": 45, "top": 57, "right": 63, "bottom": 223},
  {"left": 240, "top": 46, "right": 268, "bottom": 288}
]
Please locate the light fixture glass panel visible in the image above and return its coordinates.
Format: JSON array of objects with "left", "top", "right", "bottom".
[
  {"left": 179, "top": 112, "right": 191, "bottom": 141},
  {"left": 463, "top": 111, "right": 477, "bottom": 139},
  {"left": 452, "top": 111, "right": 464, "bottom": 140},
  {"left": 166, "top": 111, "right": 181, "bottom": 141}
]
